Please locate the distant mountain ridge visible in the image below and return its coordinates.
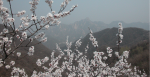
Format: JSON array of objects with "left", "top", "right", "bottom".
[{"left": 44, "top": 18, "right": 149, "bottom": 49}]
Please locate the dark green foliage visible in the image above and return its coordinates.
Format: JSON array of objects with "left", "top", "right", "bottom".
[{"left": 128, "top": 41, "right": 149, "bottom": 75}]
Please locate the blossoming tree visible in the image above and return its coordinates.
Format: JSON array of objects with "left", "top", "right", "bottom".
[
  {"left": 0, "top": 0, "right": 148, "bottom": 77},
  {"left": 0, "top": 0, "right": 77, "bottom": 69}
]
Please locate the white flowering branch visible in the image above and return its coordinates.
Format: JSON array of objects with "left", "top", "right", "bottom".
[
  {"left": 116, "top": 22, "right": 123, "bottom": 52},
  {"left": 0, "top": 0, "right": 77, "bottom": 69}
]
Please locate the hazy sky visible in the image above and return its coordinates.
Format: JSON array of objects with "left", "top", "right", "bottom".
[{"left": 2, "top": 0, "right": 149, "bottom": 24}]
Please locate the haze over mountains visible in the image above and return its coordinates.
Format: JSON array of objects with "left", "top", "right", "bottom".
[{"left": 44, "top": 18, "right": 149, "bottom": 49}]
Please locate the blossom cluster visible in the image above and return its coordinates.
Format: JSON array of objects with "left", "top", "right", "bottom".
[
  {"left": 11, "top": 67, "right": 27, "bottom": 77},
  {"left": 16, "top": 10, "right": 26, "bottom": 17},
  {"left": 0, "top": 59, "right": 15, "bottom": 69},
  {"left": 75, "top": 38, "right": 82, "bottom": 48},
  {"left": 29, "top": 0, "right": 40, "bottom": 12},
  {"left": 36, "top": 56, "right": 49, "bottom": 66},
  {"left": 28, "top": 46, "right": 34, "bottom": 56},
  {"left": 84, "top": 44, "right": 89, "bottom": 53},
  {"left": 35, "top": 32, "right": 45, "bottom": 39},
  {"left": 45, "top": 0, "right": 53, "bottom": 7},
  {"left": 107, "top": 47, "right": 113, "bottom": 57},
  {"left": 60, "top": 0, "right": 72, "bottom": 7},
  {"left": 116, "top": 22, "right": 123, "bottom": 45},
  {"left": 20, "top": 16, "right": 30, "bottom": 28},
  {"left": 89, "top": 28, "right": 98, "bottom": 47},
  {"left": 30, "top": 42, "right": 147, "bottom": 77},
  {"left": 21, "top": 32, "right": 27, "bottom": 40}
]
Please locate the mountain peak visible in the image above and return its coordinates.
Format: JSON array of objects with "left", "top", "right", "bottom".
[
  {"left": 110, "top": 21, "right": 125, "bottom": 24},
  {"left": 80, "top": 17, "right": 91, "bottom": 22},
  {"left": 84, "top": 17, "right": 90, "bottom": 21},
  {"left": 73, "top": 17, "right": 91, "bottom": 24}
]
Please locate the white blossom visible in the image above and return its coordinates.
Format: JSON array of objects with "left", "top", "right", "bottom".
[
  {"left": 3, "top": 37, "right": 8, "bottom": 42},
  {"left": 45, "top": 25, "right": 49, "bottom": 29},
  {"left": 5, "top": 65, "right": 10, "bottom": 69},
  {"left": 17, "top": 52, "right": 21, "bottom": 57},
  {"left": 10, "top": 61, "right": 15, "bottom": 66},
  {"left": 28, "top": 46, "right": 34, "bottom": 56},
  {"left": 31, "top": 14, "right": 37, "bottom": 21}
]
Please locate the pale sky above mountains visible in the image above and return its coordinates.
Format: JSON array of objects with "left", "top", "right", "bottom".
[{"left": 2, "top": 0, "right": 149, "bottom": 24}]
